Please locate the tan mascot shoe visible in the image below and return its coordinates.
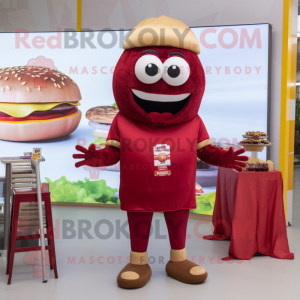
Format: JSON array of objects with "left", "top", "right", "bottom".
[
  {"left": 117, "top": 251, "right": 152, "bottom": 288},
  {"left": 166, "top": 249, "right": 208, "bottom": 284}
]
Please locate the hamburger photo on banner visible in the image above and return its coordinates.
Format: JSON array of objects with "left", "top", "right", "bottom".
[
  {"left": 86, "top": 105, "right": 119, "bottom": 149},
  {"left": 195, "top": 183, "right": 204, "bottom": 196},
  {"left": 0, "top": 66, "right": 82, "bottom": 141}
]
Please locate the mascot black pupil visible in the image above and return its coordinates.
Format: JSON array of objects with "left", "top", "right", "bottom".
[
  {"left": 168, "top": 65, "right": 180, "bottom": 78},
  {"left": 145, "top": 63, "right": 158, "bottom": 76}
]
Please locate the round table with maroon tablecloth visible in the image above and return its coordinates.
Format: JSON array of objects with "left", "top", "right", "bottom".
[{"left": 204, "top": 168, "right": 294, "bottom": 260}]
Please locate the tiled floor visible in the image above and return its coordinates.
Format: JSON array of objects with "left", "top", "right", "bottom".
[{"left": 0, "top": 169, "right": 299, "bottom": 300}]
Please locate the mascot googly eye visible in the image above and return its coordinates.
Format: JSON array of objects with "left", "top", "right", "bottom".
[
  {"left": 163, "top": 56, "right": 190, "bottom": 86},
  {"left": 134, "top": 54, "right": 163, "bottom": 84}
]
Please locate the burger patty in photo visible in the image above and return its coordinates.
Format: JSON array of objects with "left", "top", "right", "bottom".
[
  {"left": 86, "top": 105, "right": 119, "bottom": 148},
  {"left": 0, "top": 66, "right": 82, "bottom": 141}
]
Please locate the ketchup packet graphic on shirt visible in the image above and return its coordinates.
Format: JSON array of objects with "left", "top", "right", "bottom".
[{"left": 153, "top": 144, "right": 171, "bottom": 176}]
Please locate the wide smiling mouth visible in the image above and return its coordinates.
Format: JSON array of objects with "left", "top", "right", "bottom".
[{"left": 132, "top": 89, "right": 190, "bottom": 115}]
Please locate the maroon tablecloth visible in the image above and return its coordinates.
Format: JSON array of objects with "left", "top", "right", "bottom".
[{"left": 203, "top": 168, "right": 294, "bottom": 260}]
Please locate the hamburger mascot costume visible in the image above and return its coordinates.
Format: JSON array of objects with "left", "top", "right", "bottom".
[{"left": 73, "top": 16, "right": 247, "bottom": 288}]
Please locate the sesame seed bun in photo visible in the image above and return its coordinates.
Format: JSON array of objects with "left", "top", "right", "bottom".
[
  {"left": 0, "top": 66, "right": 82, "bottom": 142},
  {"left": 86, "top": 105, "right": 119, "bottom": 148}
]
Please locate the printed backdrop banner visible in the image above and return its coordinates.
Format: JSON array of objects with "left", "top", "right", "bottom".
[{"left": 0, "top": 24, "right": 270, "bottom": 215}]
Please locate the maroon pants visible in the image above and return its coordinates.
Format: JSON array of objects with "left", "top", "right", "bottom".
[{"left": 127, "top": 209, "right": 189, "bottom": 252}]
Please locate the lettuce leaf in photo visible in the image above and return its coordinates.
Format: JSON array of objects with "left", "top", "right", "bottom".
[
  {"left": 45, "top": 176, "right": 119, "bottom": 204},
  {"left": 190, "top": 191, "right": 216, "bottom": 215}
]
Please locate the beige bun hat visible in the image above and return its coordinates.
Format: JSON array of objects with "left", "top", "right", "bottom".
[{"left": 123, "top": 15, "right": 200, "bottom": 54}]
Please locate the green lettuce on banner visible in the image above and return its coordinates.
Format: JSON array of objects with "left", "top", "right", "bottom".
[
  {"left": 190, "top": 191, "right": 216, "bottom": 215},
  {"left": 45, "top": 176, "right": 119, "bottom": 204}
]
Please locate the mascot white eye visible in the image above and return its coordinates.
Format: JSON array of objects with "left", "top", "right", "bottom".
[
  {"left": 134, "top": 54, "right": 163, "bottom": 84},
  {"left": 163, "top": 56, "right": 190, "bottom": 86}
]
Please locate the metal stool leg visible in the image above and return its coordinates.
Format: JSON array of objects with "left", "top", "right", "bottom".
[
  {"left": 6, "top": 195, "right": 15, "bottom": 275},
  {"left": 31, "top": 159, "right": 47, "bottom": 283},
  {"left": 4, "top": 163, "right": 11, "bottom": 252}
]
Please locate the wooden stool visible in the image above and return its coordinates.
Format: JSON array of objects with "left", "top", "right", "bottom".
[{"left": 6, "top": 189, "right": 58, "bottom": 284}]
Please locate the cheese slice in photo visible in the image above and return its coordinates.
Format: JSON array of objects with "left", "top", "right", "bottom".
[{"left": 0, "top": 102, "right": 80, "bottom": 118}]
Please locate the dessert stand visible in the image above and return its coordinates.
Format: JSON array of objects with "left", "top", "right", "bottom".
[{"left": 238, "top": 135, "right": 272, "bottom": 159}]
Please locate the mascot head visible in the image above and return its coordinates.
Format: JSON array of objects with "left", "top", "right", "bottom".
[{"left": 113, "top": 16, "right": 205, "bottom": 127}]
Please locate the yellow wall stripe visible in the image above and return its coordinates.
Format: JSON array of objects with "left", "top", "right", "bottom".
[
  {"left": 279, "top": 0, "right": 296, "bottom": 220},
  {"left": 77, "top": 0, "right": 82, "bottom": 32}
]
